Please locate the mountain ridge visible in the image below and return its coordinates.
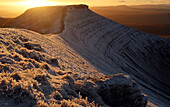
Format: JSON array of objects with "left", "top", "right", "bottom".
[{"left": 1, "top": 5, "right": 170, "bottom": 106}]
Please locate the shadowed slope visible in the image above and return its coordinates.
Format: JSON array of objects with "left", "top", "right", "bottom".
[{"left": 59, "top": 5, "right": 170, "bottom": 106}]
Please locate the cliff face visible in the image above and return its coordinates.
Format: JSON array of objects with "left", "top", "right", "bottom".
[{"left": 2, "top": 5, "right": 170, "bottom": 106}]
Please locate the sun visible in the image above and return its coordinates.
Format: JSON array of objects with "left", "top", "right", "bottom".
[{"left": 20, "top": 0, "right": 60, "bottom": 8}]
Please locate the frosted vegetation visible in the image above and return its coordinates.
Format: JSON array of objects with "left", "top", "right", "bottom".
[{"left": 0, "top": 28, "right": 147, "bottom": 106}]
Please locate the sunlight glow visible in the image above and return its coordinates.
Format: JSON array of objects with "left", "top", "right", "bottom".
[{"left": 19, "top": 0, "right": 61, "bottom": 8}]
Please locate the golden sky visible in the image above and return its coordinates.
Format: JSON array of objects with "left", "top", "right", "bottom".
[
  {"left": 0, "top": 0, "right": 170, "bottom": 17},
  {"left": 1, "top": 0, "right": 170, "bottom": 6}
]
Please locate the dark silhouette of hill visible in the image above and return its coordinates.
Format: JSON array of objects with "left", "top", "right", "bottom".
[
  {"left": 126, "top": 24, "right": 170, "bottom": 36},
  {"left": 90, "top": 5, "right": 170, "bottom": 37},
  {"left": 0, "top": 17, "right": 13, "bottom": 27},
  {"left": 131, "top": 4, "right": 170, "bottom": 9}
]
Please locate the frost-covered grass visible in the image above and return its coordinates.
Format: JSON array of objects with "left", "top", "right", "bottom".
[
  {"left": 0, "top": 70, "right": 98, "bottom": 107},
  {"left": 0, "top": 28, "right": 97, "bottom": 106},
  {"left": 0, "top": 28, "right": 147, "bottom": 106}
]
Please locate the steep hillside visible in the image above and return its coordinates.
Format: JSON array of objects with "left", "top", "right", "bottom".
[{"left": 60, "top": 5, "right": 170, "bottom": 106}]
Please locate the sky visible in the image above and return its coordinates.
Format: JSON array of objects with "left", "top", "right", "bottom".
[{"left": 0, "top": 0, "right": 170, "bottom": 17}]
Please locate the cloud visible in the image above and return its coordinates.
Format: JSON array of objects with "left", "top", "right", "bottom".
[
  {"left": 118, "top": 0, "right": 126, "bottom": 2},
  {"left": 0, "top": 0, "right": 24, "bottom": 2}
]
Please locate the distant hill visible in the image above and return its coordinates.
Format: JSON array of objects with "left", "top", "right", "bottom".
[
  {"left": 126, "top": 24, "right": 170, "bottom": 36},
  {"left": 0, "top": 10, "right": 22, "bottom": 18},
  {"left": 131, "top": 4, "right": 170, "bottom": 9},
  {"left": 0, "top": 17, "right": 13, "bottom": 27},
  {"left": 3, "top": 6, "right": 66, "bottom": 34},
  {"left": 90, "top": 5, "right": 170, "bottom": 36},
  {"left": 91, "top": 5, "right": 170, "bottom": 24}
]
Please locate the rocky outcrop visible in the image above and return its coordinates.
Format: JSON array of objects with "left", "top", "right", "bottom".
[{"left": 75, "top": 74, "right": 147, "bottom": 107}]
